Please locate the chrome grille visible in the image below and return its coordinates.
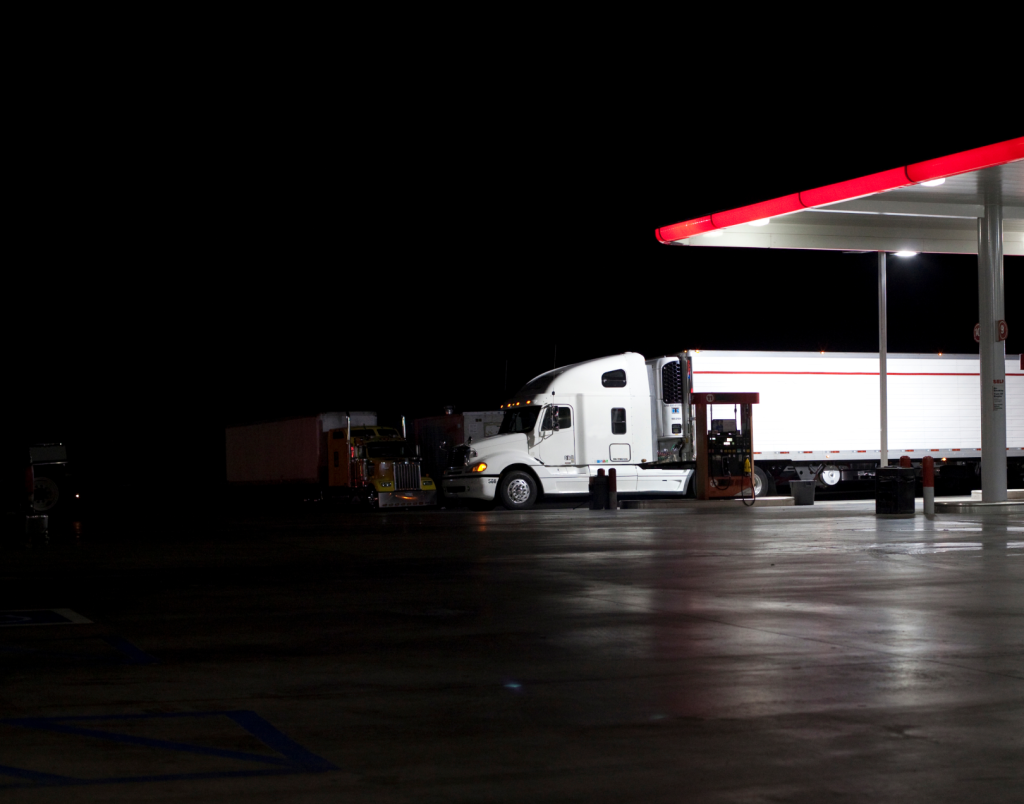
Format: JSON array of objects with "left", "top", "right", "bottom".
[{"left": 394, "top": 462, "right": 421, "bottom": 490}]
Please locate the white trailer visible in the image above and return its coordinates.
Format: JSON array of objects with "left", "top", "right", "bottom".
[{"left": 442, "top": 351, "right": 1023, "bottom": 509}]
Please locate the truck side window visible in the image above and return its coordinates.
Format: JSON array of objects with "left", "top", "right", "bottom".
[
  {"left": 602, "top": 369, "right": 626, "bottom": 388},
  {"left": 542, "top": 406, "right": 572, "bottom": 430},
  {"left": 611, "top": 408, "right": 626, "bottom": 434}
]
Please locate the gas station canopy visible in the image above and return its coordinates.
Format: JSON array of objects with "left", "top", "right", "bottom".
[
  {"left": 655, "top": 137, "right": 1024, "bottom": 505},
  {"left": 655, "top": 139, "right": 1024, "bottom": 254}
]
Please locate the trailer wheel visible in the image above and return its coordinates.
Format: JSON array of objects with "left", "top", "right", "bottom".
[
  {"left": 753, "top": 466, "right": 775, "bottom": 497},
  {"left": 498, "top": 471, "right": 537, "bottom": 510}
]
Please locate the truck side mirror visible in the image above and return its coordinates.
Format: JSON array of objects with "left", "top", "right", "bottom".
[
  {"left": 543, "top": 406, "right": 560, "bottom": 432},
  {"left": 552, "top": 406, "right": 560, "bottom": 431}
]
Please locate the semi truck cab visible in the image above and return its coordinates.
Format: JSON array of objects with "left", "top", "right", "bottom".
[
  {"left": 328, "top": 426, "right": 436, "bottom": 508},
  {"left": 443, "top": 353, "right": 694, "bottom": 508}
]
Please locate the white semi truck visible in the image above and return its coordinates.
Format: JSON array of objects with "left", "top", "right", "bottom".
[{"left": 442, "top": 351, "right": 1024, "bottom": 509}]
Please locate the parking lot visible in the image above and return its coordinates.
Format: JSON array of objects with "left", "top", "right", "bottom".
[{"left": 2, "top": 501, "right": 1023, "bottom": 802}]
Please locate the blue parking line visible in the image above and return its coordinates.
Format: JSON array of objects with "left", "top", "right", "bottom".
[
  {"left": 5, "top": 718, "right": 295, "bottom": 767},
  {"left": 0, "top": 634, "right": 158, "bottom": 665},
  {"left": 98, "top": 635, "right": 159, "bottom": 665},
  {"left": 0, "top": 764, "right": 78, "bottom": 785},
  {"left": 0, "top": 710, "right": 338, "bottom": 788},
  {"left": 225, "top": 711, "right": 338, "bottom": 771}
]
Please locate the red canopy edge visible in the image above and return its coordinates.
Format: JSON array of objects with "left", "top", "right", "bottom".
[{"left": 655, "top": 137, "right": 1024, "bottom": 244}]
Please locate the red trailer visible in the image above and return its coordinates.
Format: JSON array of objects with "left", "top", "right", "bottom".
[{"left": 226, "top": 411, "right": 376, "bottom": 487}]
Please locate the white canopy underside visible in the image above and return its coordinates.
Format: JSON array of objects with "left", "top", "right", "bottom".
[{"left": 676, "top": 162, "right": 1024, "bottom": 254}]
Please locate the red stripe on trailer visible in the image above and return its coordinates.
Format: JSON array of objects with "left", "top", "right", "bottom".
[
  {"left": 693, "top": 371, "right": 987, "bottom": 377},
  {"left": 856, "top": 450, "right": 867, "bottom": 453}
]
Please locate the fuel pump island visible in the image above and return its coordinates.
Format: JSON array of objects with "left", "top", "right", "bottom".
[
  {"left": 442, "top": 350, "right": 1023, "bottom": 509},
  {"left": 692, "top": 392, "right": 758, "bottom": 502}
]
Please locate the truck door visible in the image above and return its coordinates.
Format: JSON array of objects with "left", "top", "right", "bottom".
[{"left": 534, "top": 405, "right": 576, "bottom": 466}]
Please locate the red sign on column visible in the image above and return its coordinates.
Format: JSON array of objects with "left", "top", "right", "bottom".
[{"left": 997, "top": 320, "right": 1008, "bottom": 341}]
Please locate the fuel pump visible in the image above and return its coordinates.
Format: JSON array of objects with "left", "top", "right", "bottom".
[{"left": 693, "top": 392, "right": 759, "bottom": 504}]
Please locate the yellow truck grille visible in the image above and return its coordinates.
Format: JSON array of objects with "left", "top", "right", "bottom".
[{"left": 394, "top": 462, "right": 421, "bottom": 491}]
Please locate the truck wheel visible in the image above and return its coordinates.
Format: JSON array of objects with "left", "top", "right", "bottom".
[
  {"left": 753, "top": 466, "right": 775, "bottom": 497},
  {"left": 498, "top": 471, "right": 537, "bottom": 510}
]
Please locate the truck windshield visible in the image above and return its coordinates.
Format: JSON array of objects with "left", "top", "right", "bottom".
[
  {"left": 499, "top": 406, "right": 541, "bottom": 434},
  {"left": 365, "top": 442, "right": 416, "bottom": 458}
]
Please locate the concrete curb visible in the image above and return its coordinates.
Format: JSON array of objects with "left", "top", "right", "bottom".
[{"left": 622, "top": 496, "right": 795, "bottom": 509}]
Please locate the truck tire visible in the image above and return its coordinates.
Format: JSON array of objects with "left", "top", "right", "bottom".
[
  {"left": 753, "top": 466, "right": 775, "bottom": 497},
  {"left": 498, "top": 471, "right": 537, "bottom": 510}
]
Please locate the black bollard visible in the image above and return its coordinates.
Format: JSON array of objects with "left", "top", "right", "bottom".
[
  {"left": 590, "top": 469, "right": 609, "bottom": 510},
  {"left": 607, "top": 468, "right": 618, "bottom": 510}
]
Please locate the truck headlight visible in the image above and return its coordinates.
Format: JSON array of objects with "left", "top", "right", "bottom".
[{"left": 471, "top": 462, "right": 487, "bottom": 473}]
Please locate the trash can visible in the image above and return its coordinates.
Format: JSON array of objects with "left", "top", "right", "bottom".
[
  {"left": 790, "top": 480, "right": 815, "bottom": 505},
  {"left": 876, "top": 467, "right": 915, "bottom": 514}
]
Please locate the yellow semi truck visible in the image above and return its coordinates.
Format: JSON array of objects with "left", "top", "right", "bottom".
[
  {"left": 327, "top": 423, "right": 436, "bottom": 508},
  {"left": 226, "top": 412, "right": 436, "bottom": 509}
]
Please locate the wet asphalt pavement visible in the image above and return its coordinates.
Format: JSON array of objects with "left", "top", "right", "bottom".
[{"left": 1, "top": 500, "right": 1023, "bottom": 802}]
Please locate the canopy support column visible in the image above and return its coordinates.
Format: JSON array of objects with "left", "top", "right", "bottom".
[
  {"left": 978, "top": 202, "right": 1007, "bottom": 502},
  {"left": 878, "top": 251, "right": 888, "bottom": 468}
]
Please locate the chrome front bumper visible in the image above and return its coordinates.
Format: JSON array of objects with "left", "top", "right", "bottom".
[
  {"left": 441, "top": 474, "right": 497, "bottom": 501},
  {"left": 377, "top": 490, "right": 437, "bottom": 508}
]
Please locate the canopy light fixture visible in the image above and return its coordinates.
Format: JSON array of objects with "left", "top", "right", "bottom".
[
  {"left": 748, "top": 218, "right": 770, "bottom": 226},
  {"left": 920, "top": 178, "right": 946, "bottom": 187},
  {"left": 895, "top": 251, "right": 918, "bottom": 257},
  {"left": 701, "top": 230, "right": 724, "bottom": 238}
]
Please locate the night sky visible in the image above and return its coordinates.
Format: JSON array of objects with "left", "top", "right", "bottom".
[{"left": 8, "top": 97, "right": 1021, "bottom": 520}]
